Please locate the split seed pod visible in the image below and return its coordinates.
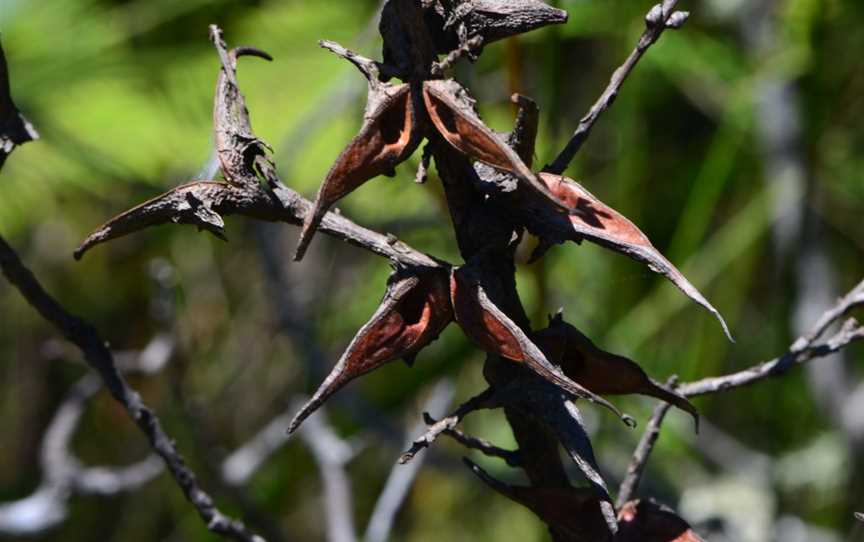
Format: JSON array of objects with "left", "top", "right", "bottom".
[
  {"left": 536, "top": 172, "right": 732, "bottom": 341},
  {"left": 422, "top": 79, "right": 569, "bottom": 212},
  {"left": 450, "top": 263, "right": 631, "bottom": 424},
  {"left": 533, "top": 313, "right": 698, "bottom": 429},
  {"left": 210, "top": 25, "right": 273, "bottom": 188},
  {"left": 465, "top": 458, "right": 612, "bottom": 541},
  {"left": 287, "top": 268, "right": 452, "bottom": 434},
  {"left": 295, "top": 72, "right": 420, "bottom": 261},
  {"left": 618, "top": 500, "right": 707, "bottom": 542}
]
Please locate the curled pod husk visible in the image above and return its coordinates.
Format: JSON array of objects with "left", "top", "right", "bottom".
[
  {"left": 536, "top": 172, "right": 732, "bottom": 341},
  {"left": 295, "top": 82, "right": 420, "bottom": 261},
  {"left": 210, "top": 26, "right": 273, "bottom": 188},
  {"left": 533, "top": 314, "right": 698, "bottom": 429},
  {"left": 450, "top": 263, "right": 631, "bottom": 424},
  {"left": 287, "top": 268, "right": 452, "bottom": 434},
  {"left": 422, "top": 79, "right": 569, "bottom": 212}
]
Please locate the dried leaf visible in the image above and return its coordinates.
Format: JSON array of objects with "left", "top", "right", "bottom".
[
  {"left": 287, "top": 269, "right": 453, "bottom": 434},
  {"left": 618, "top": 500, "right": 706, "bottom": 542},
  {"left": 465, "top": 458, "right": 613, "bottom": 542},
  {"left": 422, "top": 79, "right": 568, "bottom": 212},
  {"left": 295, "top": 82, "right": 419, "bottom": 261},
  {"left": 537, "top": 172, "right": 732, "bottom": 341},
  {"left": 534, "top": 313, "right": 698, "bottom": 428},
  {"left": 450, "top": 263, "right": 630, "bottom": 423},
  {"left": 210, "top": 25, "right": 274, "bottom": 187},
  {"left": 74, "top": 182, "right": 236, "bottom": 260},
  {"left": 0, "top": 38, "right": 39, "bottom": 168}
]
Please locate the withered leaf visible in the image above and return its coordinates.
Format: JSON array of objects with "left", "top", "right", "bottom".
[
  {"left": 74, "top": 182, "right": 240, "bottom": 260},
  {"left": 210, "top": 25, "right": 274, "bottom": 188},
  {"left": 536, "top": 172, "right": 732, "bottom": 341},
  {"left": 533, "top": 313, "right": 698, "bottom": 428},
  {"left": 618, "top": 500, "right": 706, "bottom": 542},
  {"left": 287, "top": 268, "right": 453, "bottom": 434},
  {"left": 450, "top": 263, "right": 630, "bottom": 423},
  {"left": 295, "top": 82, "right": 419, "bottom": 261},
  {"left": 422, "top": 79, "right": 568, "bottom": 212},
  {"left": 465, "top": 458, "right": 613, "bottom": 542}
]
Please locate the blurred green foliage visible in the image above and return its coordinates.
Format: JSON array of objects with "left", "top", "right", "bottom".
[{"left": 1, "top": 0, "right": 862, "bottom": 540}]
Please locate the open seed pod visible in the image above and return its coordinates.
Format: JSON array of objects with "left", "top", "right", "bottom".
[
  {"left": 533, "top": 312, "right": 698, "bottom": 429},
  {"left": 287, "top": 268, "right": 452, "bottom": 434}
]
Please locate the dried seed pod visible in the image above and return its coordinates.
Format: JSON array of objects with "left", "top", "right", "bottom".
[
  {"left": 210, "top": 25, "right": 273, "bottom": 188},
  {"left": 295, "top": 81, "right": 420, "bottom": 261},
  {"left": 74, "top": 182, "right": 238, "bottom": 260},
  {"left": 422, "top": 79, "right": 569, "bottom": 212},
  {"left": 0, "top": 38, "right": 39, "bottom": 169},
  {"left": 536, "top": 172, "right": 732, "bottom": 341},
  {"left": 287, "top": 269, "right": 453, "bottom": 434},
  {"left": 465, "top": 458, "right": 613, "bottom": 542},
  {"left": 450, "top": 263, "right": 631, "bottom": 424},
  {"left": 618, "top": 500, "right": 706, "bottom": 542},
  {"left": 451, "top": 1, "right": 569, "bottom": 44},
  {"left": 533, "top": 314, "right": 698, "bottom": 429}
]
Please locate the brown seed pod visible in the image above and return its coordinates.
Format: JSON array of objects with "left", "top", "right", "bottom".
[
  {"left": 537, "top": 172, "right": 732, "bottom": 342},
  {"left": 422, "top": 79, "right": 569, "bottom": 212},
  {"left": 533, "top": 314, "right": 698, "bottom": 429},
  {"left": 450, "top": 263, "right": 632, "bottom": 424},
  {"left": 287, "top": 268, "right": 453, "bottom": 434},
  {"left": 465, "top": 458, "right": 612, "bottom": 541},
  {"left": 618, "top": 500, "right": 707, "bottom": 542},
  {"left": 295, "top": 82, "right": 420, "bottom": 261}
]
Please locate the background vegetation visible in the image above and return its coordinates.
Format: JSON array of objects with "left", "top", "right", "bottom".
[{"left": 1, "top": 0, "right": 862, "bottom": 540}]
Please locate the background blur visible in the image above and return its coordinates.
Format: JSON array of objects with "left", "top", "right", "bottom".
[{"left": 1, "top": 0, "right": 863, "bottom": 540}]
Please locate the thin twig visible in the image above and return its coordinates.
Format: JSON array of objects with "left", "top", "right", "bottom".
[
  {"left": 544, "top": 0, "right": 686, "bottom": 174},
  {"left": 616, "top": 402, "right": 672, "bottom": 508},
  {"left": 680, "top": 317, "right": 863, "bottom": 397},
  {"left": 0, "top": 237, "right": 265, "bottom": 542},
  {"left": 0, "top": 336, "right": 173, "bottom": 535},
  {"left": 399, "top": 387, "right": 497, "bottom": 464},
  {"left": 437, "top": 423, "right": 521, "bottom": 468}
]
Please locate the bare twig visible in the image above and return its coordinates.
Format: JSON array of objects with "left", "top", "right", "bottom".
[
  {"left": 0, "top": 237, "right": 265, "bottom": 542},
  {"left": 430, "top": 35, "right": 484, "bottom": 76},
  {"left": 0, "top": 336, "right": 173, "bottom": 535},
  {"left": 399, "top": 387, "right": 498, "bottom": 464},
  {"left": 436, "top": 422, "right": 521, "bottom": 468},
  {"left": 680, "top": 317, "right": 863, "bottom": 397},
  {"left": 616, "top": 402, "right": 672, "bottom": 509},
  {"left": 364, "top": 381, "right": 455, "bottom": 542},
  {"left": 544, "top": 0, "right": 687, "bottom": 174}
]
